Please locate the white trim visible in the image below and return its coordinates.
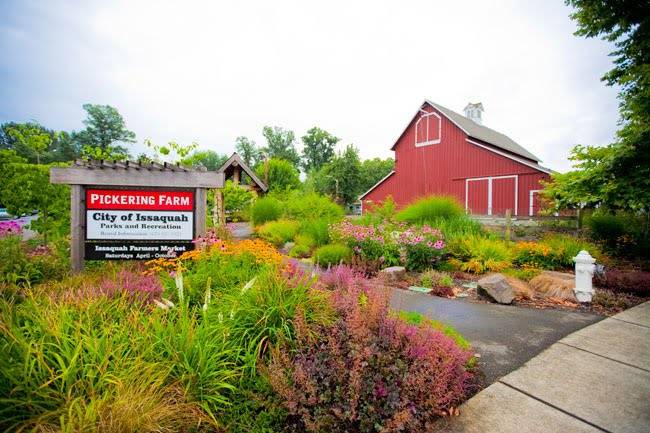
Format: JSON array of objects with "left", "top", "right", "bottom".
[
  {"left": 358, "top": 170, "right": 395, "bottom": 200},
  {"left": 466, "top": 138, "right": 552, "bottom": 174},
  {"left": 465, "top": 175, "right": 518, "bottom": 216},
  {"left": 415, "top": 111, "right": 441, "bottom": 147},
  {"left": 424, "top": 99, "right": 470, "bottom": 135},
  {"left": 529, "top": 189, "right": 542, "bottom": 216}
]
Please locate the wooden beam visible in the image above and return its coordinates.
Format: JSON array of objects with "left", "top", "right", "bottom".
[
  {"left": 195, "top": 188, "right": 207, "bottom": 237},
  {"left": 70, "top": 185, "right": 85, "bottom": 273},
  {"left": 50, "top": 167, "right": 225, "bottom": 188}
]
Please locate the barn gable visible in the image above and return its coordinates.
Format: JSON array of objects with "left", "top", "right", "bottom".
[{"left": 361, "top": 99, "right": 552, "bottom": 216}]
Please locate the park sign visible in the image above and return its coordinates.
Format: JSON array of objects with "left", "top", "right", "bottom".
[
  {"left": 51, "top": 155, "right": 267, "bottom": 272},
  {"left": 85, "top": 189, "right": 195, "bottom": 260},
  {"left": 50, "top": 159, "right": 225, "bottom": 271}
]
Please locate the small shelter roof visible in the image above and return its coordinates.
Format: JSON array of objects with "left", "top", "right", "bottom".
[{"left": 217, "top": 153, "right": 268, "bottom": 192}]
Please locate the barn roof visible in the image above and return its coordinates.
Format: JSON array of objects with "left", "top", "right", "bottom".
[{"left": 392, "top": 100, "right": 542, "bottom": 163}]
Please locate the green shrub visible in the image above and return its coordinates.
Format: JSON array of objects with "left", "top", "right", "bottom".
[
  {"left": 420, "top": 270, "right": 454, "bottom": 288},
  {"left": 358, "top": 196, "right": 397, "bottom": 226},
  {"left": 256, "top": 219, "right": 300, "bottom": 246},
  {"left": 255, "top": 158, "right": 301, "bottom": 192},
  {"left": 223, "top": 180, "right": 256, "bottom": 221},
  {"left": 251, "top": 196, "right": 283, "bottom": 226},
  {"left": 299, "top": 218, "right": 331, "bottom": 246},
  {"left": 586, "top": 212, "right": 649, "bottom": 256},
  {"left": 294, "top": 234, "right": 316, "bottom": 250},
  {"left": 0, "top": 236, "right": 69, "bottom": 291},
  {"left": 436, "top": 215, "right": 484, "bottom": 240},
  {"left": 313, "top": 244, "right": 351, "bottom": 267},
  {"left": 448, "top": 236, "right": 512, "bottom": 274},
  {"left": 396, "top": 196, "right": 464, "bottom": 224},
  {"left": 285, "top": 192, "right": 344, "bottom": 222},
  {"left": 541, "top": 234, "right": 605, "bottom": 268},
  {"left": 289, "top": 243, "right": 311, "bottom": 258}
]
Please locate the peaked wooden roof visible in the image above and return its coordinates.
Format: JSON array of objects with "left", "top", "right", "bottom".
[{"left": 217, "top": 152, "right": 268, "bottom": 192}]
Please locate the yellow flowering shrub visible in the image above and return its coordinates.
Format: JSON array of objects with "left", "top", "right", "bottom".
[{"left": 144, "top": 238, "right": 282, "bottom": 276}]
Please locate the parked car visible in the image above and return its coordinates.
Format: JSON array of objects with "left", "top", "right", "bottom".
[{"left": 0, "top": 208, "right": 12, "bottom": 220}]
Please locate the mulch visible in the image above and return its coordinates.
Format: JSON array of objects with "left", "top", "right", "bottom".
[{"left": 395, "top": 271, "right": 648, "bottom": 316}]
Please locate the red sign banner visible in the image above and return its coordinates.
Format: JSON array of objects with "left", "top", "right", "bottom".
[{"left": 86, "top": 189, "right": 194, "bottom": 211}]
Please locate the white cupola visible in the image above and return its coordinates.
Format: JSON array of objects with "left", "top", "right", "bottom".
[{"left": 463, "top": 102, "right": 484, "bottom": 125}]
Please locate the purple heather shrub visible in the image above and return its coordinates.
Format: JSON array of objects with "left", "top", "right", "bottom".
[
  {"left": 270, "top": 266, "right": 475, "bottom": 432},
  {"left": 96, "top": 269, "right": 164, "bottom": 303}
]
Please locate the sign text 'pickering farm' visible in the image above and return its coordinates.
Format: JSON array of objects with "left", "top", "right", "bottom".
[{"left": 85, "top": 189, "right": 195, "bottom": 242}]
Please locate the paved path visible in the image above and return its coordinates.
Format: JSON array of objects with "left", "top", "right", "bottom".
[
  {"left": 391, "top": 290, "right": 603, "bottom": 384},
  {"left": 229, "top": 222, "right": 253, "bottom": 240},
  {"left": 441, "top": 301, "right": 650, "bottom": 433}
]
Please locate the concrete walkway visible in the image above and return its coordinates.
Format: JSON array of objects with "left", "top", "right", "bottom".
[
  {"left": 391, "top": 290, "right": 602, "bottom": 384},
  {"left": 443, "top": 301, "right": 650, "bottom": 433}
]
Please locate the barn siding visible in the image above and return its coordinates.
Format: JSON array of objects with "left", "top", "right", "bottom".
[{"left": 362, "top": 102, "right": 551, "bottom": 216}]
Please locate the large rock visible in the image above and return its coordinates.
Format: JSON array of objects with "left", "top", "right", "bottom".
[
  {"left": 504, "top": 275, "right": 533, "bottom": 300},
  {"left": 529, "top": 271, "right": 577, "bottom": 301},
  {"left": 380, "top": 266, "right": 406, "bottom": 283},
  {"left": 478, "top": 273, "right": 515, "bottom": 304}
]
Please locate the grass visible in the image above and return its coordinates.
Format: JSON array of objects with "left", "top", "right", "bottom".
[
  {"left": 448, "top": 235, "right": 512, "bottom": 274},
  {"left": 256, "top": 219, "right": 300, "bottom": 246},
  {"left": 313, "top": 244, "right": 352, "bottom": 267},
  {"left": 251, "top": 196, "right": 283, "bottom": 226},
  {"left": 396, "top": 196, "right": 464, "bottom": 224},
  {"left": 397, "top": 311, "right": 470, "bottom": 351}
]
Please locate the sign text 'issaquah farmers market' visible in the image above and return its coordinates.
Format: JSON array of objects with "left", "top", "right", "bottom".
[{"left": 85, "top": 189, "right": 195, "bottom": 260}]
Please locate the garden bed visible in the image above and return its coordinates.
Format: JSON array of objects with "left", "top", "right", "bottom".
[{"left": 391, "top": 270, "right": 648, "bottom": 316}]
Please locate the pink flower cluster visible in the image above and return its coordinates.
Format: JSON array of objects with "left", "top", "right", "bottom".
[
  {"left": 332, "top": 220, "right": 386, "bottom": 244},
  {"left": 0, "top": 220, "right": 22, "bottom": 238}
]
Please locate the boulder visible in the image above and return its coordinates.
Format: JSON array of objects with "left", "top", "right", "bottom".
[
  {"left": 529, "top": 271, "right": 577, "bottom": 301},
  {"left": 478, "top": 273, "right": 515, "bottom": 304},
  {"left": 380, "top": 266, "right": 406, "bottom": 283},
  {"left": 504, "top": 275, "right": 533, "bottom": 300}
]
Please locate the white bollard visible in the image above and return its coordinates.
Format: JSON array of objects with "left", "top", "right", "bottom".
[{"left": 574, "top": 250, "right": 596, "bottom": 303}]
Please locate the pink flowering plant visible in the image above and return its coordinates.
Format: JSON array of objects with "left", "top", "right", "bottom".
[
  {"left": 331, "top": 220, "right": 445, "bottom": 272},
  {"left": 0, "top": 221, "right": 22, "bottom": 238}
]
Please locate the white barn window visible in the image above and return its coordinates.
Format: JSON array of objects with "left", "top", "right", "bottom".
[{"left": 415, "top": 111, "right": 441, "bottom": 147}]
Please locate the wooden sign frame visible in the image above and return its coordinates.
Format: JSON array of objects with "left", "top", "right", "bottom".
[{"left": 51, "top": 160, "right": 224, "bottom": 272}]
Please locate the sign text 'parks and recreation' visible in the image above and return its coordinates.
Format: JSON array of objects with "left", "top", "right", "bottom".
[{"left": 85, "top": 189, "right": 196, "bottom": 259}]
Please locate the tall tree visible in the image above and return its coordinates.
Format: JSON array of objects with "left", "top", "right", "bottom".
[
  {"left": 546, "top": 1, "right": 650, "bottom": 212},
  {"left": 235, "top": 136, "right": 262, "bottom": 166},
  {"left": 181, "top": 150, "right": 228, "bottom": 171},
  {"left": 255, "top": 158, "right": 301, "bottom": 192},
  {"left": 75, "top": 104, "right": 136, "bottom": 159},
  {"left": 261, "top": 126, "right": 300, "bottom": 168},
  {"left": 301, "top": 127, "right": 339, "bottom": 172},
  {"left": 314, "top": 145, "right": 361, "bottom": 205},
  {"left": 4, "top": 122, "right": 51, "bottom": 164},
  {"left": 358, "top": 157, "right": 394, "bottom": 195}
]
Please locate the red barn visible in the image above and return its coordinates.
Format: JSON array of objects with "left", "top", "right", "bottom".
[{"left": 361, "top": 100, "right": 551, "bottom": 216}]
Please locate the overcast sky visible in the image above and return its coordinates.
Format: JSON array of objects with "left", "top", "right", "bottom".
[{"left": 0, "top": 0, "right": 619, "bottom": 171}]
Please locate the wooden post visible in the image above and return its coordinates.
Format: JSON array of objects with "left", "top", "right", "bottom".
[
  {"left": 212, "top": 189, "right": 225, "bottom": 227},
  {"left": 195, "top": 188, "right": 207, "bottom": 237},
  {"left": 505, "top": 209, "right": 512, "bottom": 242},
  {"left": 233, "top": 166, "right": 240, "bottom": 185},
  {"left": 70, "top": 185, "right": 85, "bottom": 273}
]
